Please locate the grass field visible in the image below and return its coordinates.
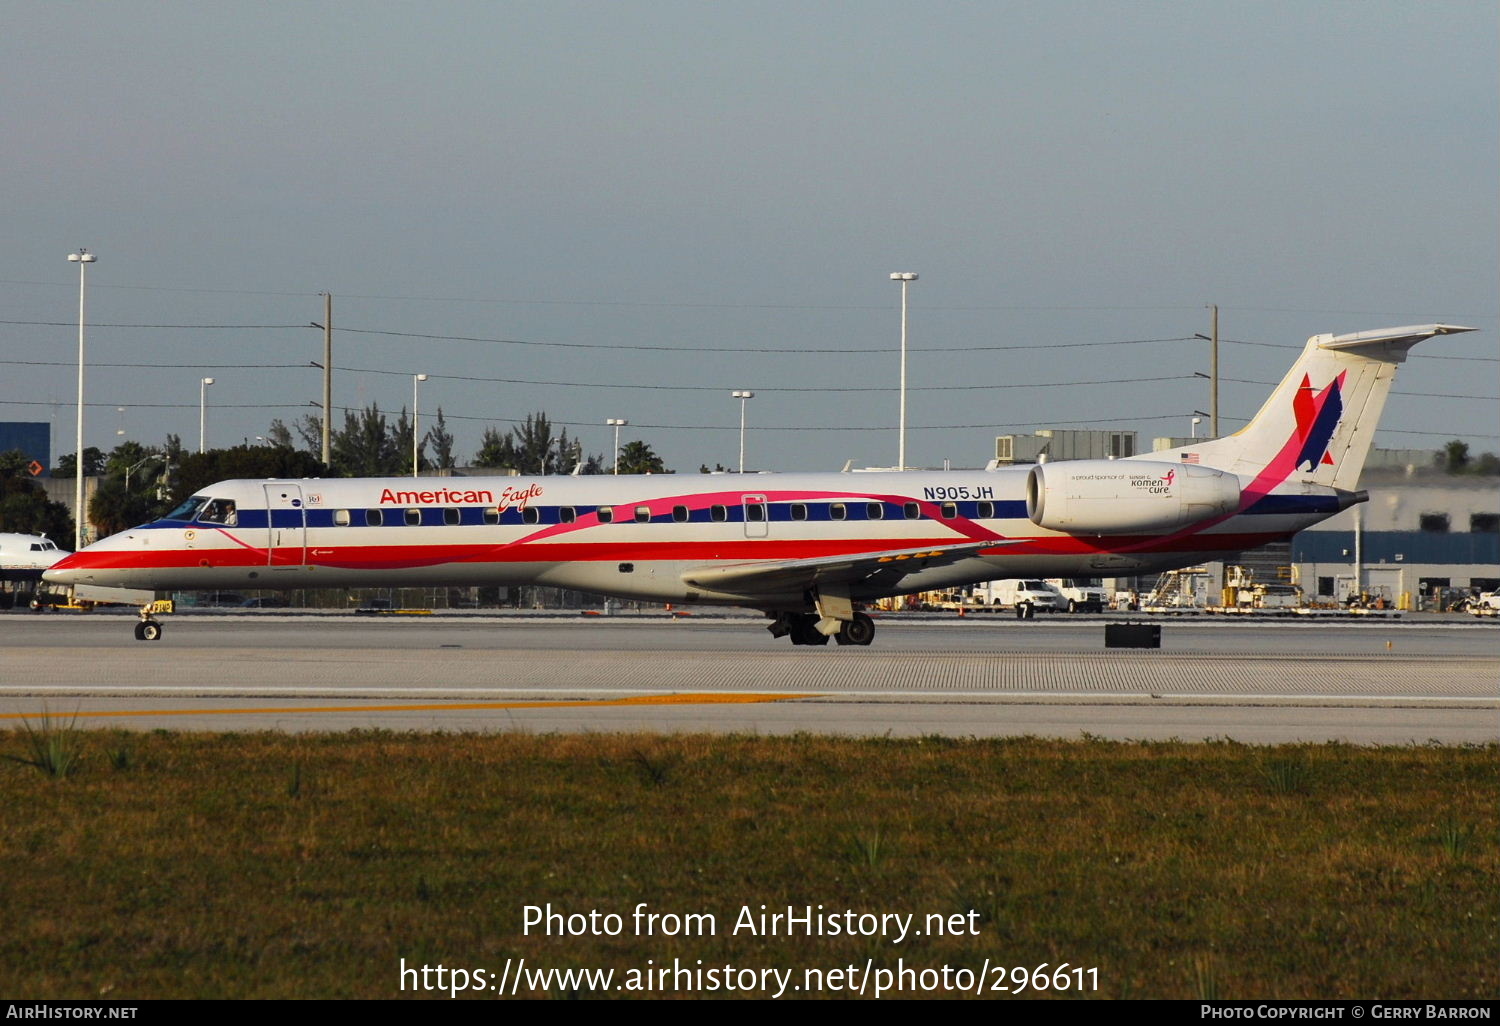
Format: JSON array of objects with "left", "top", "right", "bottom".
[{"left": 1, "top": 726, "right": 1494, "bottom": 999}]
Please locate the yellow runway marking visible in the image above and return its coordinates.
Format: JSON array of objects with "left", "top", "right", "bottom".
[{"left": 0, "top": 693, "right": 812, "bottom": 720}]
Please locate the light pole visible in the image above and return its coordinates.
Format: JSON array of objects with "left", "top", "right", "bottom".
[
  {"left": 889, "top": 272, "right": 918, "bottom": 470},
  {"left": 124, "top": 453, "right": 163, "bottom": 492},
  {"left": 731, "top": 391, "right": 754, "bottom": 473},
  {"left": 198, "top": 378, "right": 215, "bottom": 453},
  {"left": 1191, "top": 416, "right": 1201, "bottom": 439},
  {"left": 412, "top": 373, "right": 428, "bottom": 478},
  {"left": 68, "top": 248, "right": 96, "bottom": 551},
  {"left": 606, "top": 418, "right": 628, "bottom": 475}
]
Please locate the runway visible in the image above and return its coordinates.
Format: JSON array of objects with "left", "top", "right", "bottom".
[{"left": 1, "top": 612, "right": 1495, "bottom": 743}]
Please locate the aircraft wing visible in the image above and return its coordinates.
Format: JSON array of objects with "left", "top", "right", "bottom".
[{"left": 680, "top": 540, "right": 1014, "bottom": 596}]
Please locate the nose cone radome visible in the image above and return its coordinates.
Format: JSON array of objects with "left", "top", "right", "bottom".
[{"left": 42, "top": 553, "right": 86, "bottom": 585}]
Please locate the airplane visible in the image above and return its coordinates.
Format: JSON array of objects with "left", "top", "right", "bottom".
[
  {"left": 44, "top": 322, "right": 1474, "bottom": 645},
  {"left": 0, "top": 532, "right": 67, "bottom": 581}
]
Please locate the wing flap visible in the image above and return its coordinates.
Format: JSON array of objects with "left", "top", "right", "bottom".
[{"left": 680, "top": 540, "right": 1013, "bottom": 595}]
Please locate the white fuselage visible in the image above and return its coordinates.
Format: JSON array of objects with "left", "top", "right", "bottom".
[{"left": 44, "top": 465, "right": 1348, "bottom": 612}]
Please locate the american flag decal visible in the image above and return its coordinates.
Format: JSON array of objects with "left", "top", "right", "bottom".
[{"left": 1180, "top": 452, "right": 1200, "bottom": 464}]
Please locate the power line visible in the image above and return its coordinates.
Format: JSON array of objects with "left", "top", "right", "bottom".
[
  {"left": 0, "top": 360, "right": 313, "bottom": 370},
  {"left": 4, "top": 279, "right": 1493, "bottom": 321},
  {"left": 5, "top": 356, "right": 1488, "bottom": 400},
  {"left": 336, "top": 326, "right": 1197, "bottom": 354},
  {"left": 333, "top": 365, "right": 1199, "bottom": 393},
  {"left": 1222, "top": 337, "right": 1497, "bottom": 361},
  {"left": 0, "top": 320, "right": 305, "bottom": 329}
]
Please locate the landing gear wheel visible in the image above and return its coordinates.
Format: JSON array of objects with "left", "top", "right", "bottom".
[
  {"left": 136, "top": 620, "right": 162, "bottom": 642},
  {"left": 788, "top": 614, "right": 829, "bottom": 646},
  {"left": 133, "top": 622, "right": 146, "bottom": 641},
  {"left": 842, "top": 612, "right": 876, "bottom": 646}
]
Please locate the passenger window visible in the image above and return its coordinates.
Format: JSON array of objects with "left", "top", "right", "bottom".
[
  {"left": 941, "top": 502, "right": 957, "bottom": 519},
  {"left": 746, "top": 503, "right": 766, "bottom": 523},
  {"left": 405, "top": 508, "right": 422, "bottom": 526},
  {"left": 560, "top": 507, "right": 576, "bottom": 523},
  {"left": 791, "top": 503, "right": 808, "bottom": 521},
  {"left": 522, "top": 507, "right": 540, "bottom": 525},
  {"left": 866, "top": 503, "right": 883, "bottom": 520},
  {"left": 334, "top": 509, "right": 351, "bottom": 527},
  {"left": 711, "top": 505, "right": 728, "bottom": 522},
  {"left": 831, "top": 503, "right": 846, "bottom": 521},
  {"left": 365, "top": 509, "right": 383, "bottom": 527},
  {"left": 977, "top": 501, "right": 995, "bottom": 519},
  {"left": 672, "top": 505, "right": 689, "bottom": 523},
  {"left": 635, "top": 506, "right": 651, "bottom": 523},
  {"left": 483, "top": 507, "right": 500, "bottom": 525},
  {"left": 597, "top": 506, "right": 613, "bottom": 524},
  {"left": 444, "top": 508, "right": 461, "bottom": 526},
  {"left": 904, "top": 502, "right": 920, "bottom": 520}
]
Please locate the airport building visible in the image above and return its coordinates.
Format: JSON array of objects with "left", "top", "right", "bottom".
[
  {"left": 1289, "top": 468, "right": 1499, "bottom": 606},
  {"left": 0, "top": 421, "right": 50, "bottom": 471}
]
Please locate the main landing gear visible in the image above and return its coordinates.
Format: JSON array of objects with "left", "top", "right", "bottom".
[{"left": 767, "top": 611, "right": 875, "bottom": 647}]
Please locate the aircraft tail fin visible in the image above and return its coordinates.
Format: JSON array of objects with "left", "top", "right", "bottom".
[{"left": 1141, "top": 324, "right": 1475, "bottom": 489}]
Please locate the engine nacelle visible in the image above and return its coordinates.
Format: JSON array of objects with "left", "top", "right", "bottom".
[{"left": 1026, "top": 460, "right": 1241, "bottom": 534}]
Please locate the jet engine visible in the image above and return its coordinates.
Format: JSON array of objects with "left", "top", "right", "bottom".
[{"left": 1026, "top": 460, "right": 1240, "bottom": 534}]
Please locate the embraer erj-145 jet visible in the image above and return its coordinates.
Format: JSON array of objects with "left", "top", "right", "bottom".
[{"left": 47, "top": 323, "right": 1473, "bottom": 645}]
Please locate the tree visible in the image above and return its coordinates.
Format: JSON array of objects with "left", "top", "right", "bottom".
[
  {"left": 266, "top": 419, "right": 294, "bottom": 449},
  {"left": 1443, "top": 440, "right": 1471, "bottom": 474},
  {"left": 52, "top": 447, "right": 105, "bottom": 478},
  {"left": 616, "top": 440, "right": 669, "bottom": 475},
  {"left": 86, "top": 442, "right": 175, "bottom": 533},
  {"left": 391, "top": 407, "right": 426, "bottom": 476},
  {"left": 88, "top": 478, "right": 163, "bottom": 537},
  {"left": 169, "top": 445, "right": 328, "bottom": 506},
  {"left": 427, "top": 407, "right": 456, "bottom": 470},
  {"left": 473, "top": 426, "right": 517, "bottom": 470},
  {"left": 472, "top": 412, "right": 585, "bottom": 475},
  {"left": 330, "top": 404, "right": 401, "bottom": 476},
  {"left": 293, "top": 414, "right": 323, "bottom": 454},
  {"left": 0, "top": 450, "right": 73, "bottom": 543}
]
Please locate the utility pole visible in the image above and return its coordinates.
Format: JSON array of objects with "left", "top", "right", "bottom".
[
  {"left": 1209, "top": 303, "right": 1219, "bottom": 437},
  {"left": 321, "top": 293, "right": 332, "bottom": 466}
]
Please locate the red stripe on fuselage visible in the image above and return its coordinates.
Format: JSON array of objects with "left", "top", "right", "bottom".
[{"left": 54, "top": 531, "right": 1296, "bottom": 575}]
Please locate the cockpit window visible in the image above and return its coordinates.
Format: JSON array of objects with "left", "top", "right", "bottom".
[
  {"left": 198, "top": 499, "right": 238, "bottom": 525},
  {"left": 166, "top": 496, "right": 209, "bottom": 521}
]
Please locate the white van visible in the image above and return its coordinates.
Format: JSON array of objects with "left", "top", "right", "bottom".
[
  {"left": 1047, "top": 577, "right": 1109, "bottom": 613},
  {"left": 977, "top": 579, "right": 1065, "bottom": 618}
]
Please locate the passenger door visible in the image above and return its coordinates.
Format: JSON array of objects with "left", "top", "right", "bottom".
[{"left": 262, "top": 484, "right": 307, "bottom": 569}]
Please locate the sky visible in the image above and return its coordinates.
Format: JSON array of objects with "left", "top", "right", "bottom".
[{"left": 3, "top": 1, "right": 1496, "bottom": 475}]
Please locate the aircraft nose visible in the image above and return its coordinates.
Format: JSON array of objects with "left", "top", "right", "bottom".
[{"left": 42, "top": 553, "right": 86, "bottom": 585}]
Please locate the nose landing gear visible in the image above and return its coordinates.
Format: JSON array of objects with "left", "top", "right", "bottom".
[{"left": 134, "top": 599, "right": 169, "bottom": 641}]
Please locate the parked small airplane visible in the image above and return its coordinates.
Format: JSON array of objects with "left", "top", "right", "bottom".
[
  {"left": 0, "top": 533, "right": 66, "bottom": 581},
  {"left": 45, "top": 323, "right": 1473, "bottom": 644}
]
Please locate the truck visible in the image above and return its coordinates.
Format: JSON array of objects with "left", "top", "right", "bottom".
[
  {"left": 972, "top": 579, "right": 1066, "bottom": 618},
  {"left": 1470, "top": 590, "right": 1500, "bottom": 618},
  {"left": 1047, "top": 577, "right": 1109, "bottom": 613}
]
